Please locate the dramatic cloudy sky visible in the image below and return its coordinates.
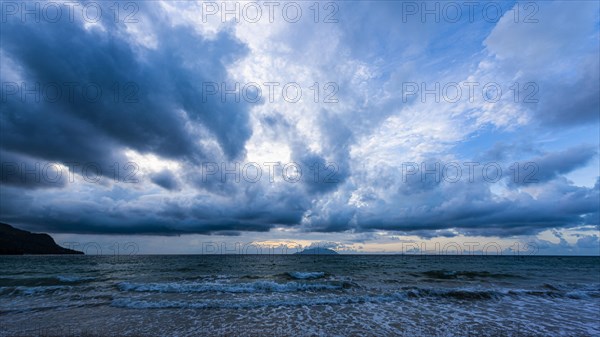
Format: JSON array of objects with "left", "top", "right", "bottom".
[{"left": 1, "top": 0, "right": 599, "bottom": 254}]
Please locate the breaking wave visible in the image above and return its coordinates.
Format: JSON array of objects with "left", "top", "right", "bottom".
[{"left": 118, "top": 280, "right": 352, "bottom": 293}]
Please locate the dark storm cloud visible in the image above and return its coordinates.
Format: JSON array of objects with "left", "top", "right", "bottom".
[
  {"left": 0, "top": 150, "right": 67, "bottom": 189},
  {"left": 398, "top": 159, "right": 444, "bottom": 194},
  {"left": 512, "top": 145, "right": 597, "bottom": 185},
  {"left": 290, "top": 111, "right": 352, "bottom": 194},
  {"left": 404, "top": 230, "right": 457, "bottom": 239},
  {"left": 0, "top": 1, "right": 252, "bottom": 172},
  {"left": 294, "top": 151, "right": 343, "bottom": 194},
  {"left": 534, "top": 58, "right": 600, "bottom": 127},
  {"left": 304, "top": 169, "right": 599, "bottom": 238},
  {"left": 0, "top": 170, "right": 311, "bottom": 235},
  {"left": 150, "top": 170, "right": 180, "bottom": 191},
  {"left": 0, "top": 2, "right": 271, "bottom": 235}
]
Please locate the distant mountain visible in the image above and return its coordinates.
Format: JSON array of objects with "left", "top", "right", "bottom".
[
  {"left": 295, "top": 247, "right": 339, "bottom": 255},
  {"left": 0, "top": 223, "right": 83, "bottom": 255}
]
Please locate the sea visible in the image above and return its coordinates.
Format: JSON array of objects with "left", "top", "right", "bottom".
[{"left": 0, "top": 255, "right": 599, "bottom": 336}]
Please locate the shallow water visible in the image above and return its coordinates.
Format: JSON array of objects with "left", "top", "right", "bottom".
[{"left": 1, "top": 255, "right": 599, "bottom": 336}]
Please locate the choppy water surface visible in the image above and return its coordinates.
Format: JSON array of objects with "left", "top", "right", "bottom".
[{"left": 1, "top": 255, "right": 599, "bottom": 336}]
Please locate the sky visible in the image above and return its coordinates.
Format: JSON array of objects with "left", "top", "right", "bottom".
[{"left": 0, "top": 0, "right": 599, "bottom": 255}]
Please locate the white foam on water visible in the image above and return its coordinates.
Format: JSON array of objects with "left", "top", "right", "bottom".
[
  {"left": 287, "top": 272, "right": 326, "bottom": 280},
  {"left": 110, "top": 293, "right": 403, "bottom": 310},
  {"left": 56, "top": 275, "right": 94, "bottom": 283},
  {"left": 118, "top": 280, "right": 346, "bottom": 293},
  {"left": 10, "top": 285, "right": 70, "bottom": 295}
]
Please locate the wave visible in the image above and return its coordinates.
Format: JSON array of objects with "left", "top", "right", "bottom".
[
  {"left": 405, "top": 286, "right": 600, "bottom": 300},
  {"left": 0, "top": 276, "right": 96, "bottom": 297},
  {"left": 56, "top": 275, "right": 95, "bottom": 283},
  {"left": 111, "top": 284, "right": 600, "bottom": 310},
  {"left": 420, "top": 270, "right": 520, "bottom": 280},
  {"left": 118, "top": 280, "right": 352, "bottom": 294},
  {"left": 286, "top": 272, "right": 326, "bottom": 280},
  {"left": 0, "top": 285, "right": 70, "bottom": 296},
  {"left": 0, "top": 275, "right": 94, "bottom": 287},
  {"left": 406, "top": 285, "right": 600, "bottom": 301}
]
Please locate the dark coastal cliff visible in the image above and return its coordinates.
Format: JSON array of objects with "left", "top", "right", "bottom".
[{"left": 0, "top": 223, "right": 83, "bottom": 255}]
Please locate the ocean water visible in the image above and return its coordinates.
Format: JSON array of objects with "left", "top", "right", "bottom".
[{"left": 0, "top": 255, "right": 599, "bottom": 336}]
